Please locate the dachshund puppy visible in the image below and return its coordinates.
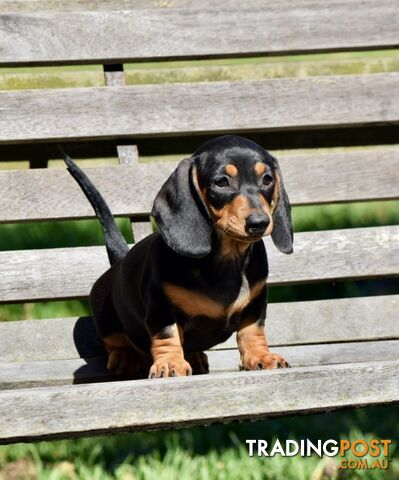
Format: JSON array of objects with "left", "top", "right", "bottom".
[{"left": 63, "top": 135, "right": 293, "bottom": 379}]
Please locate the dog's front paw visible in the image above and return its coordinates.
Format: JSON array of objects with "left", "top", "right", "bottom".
[
  {"left": 149, "top": 356, "right": 192, "bottom": 378},
  {"left": 107, "top": 347, "right": 141, "bottom": 378},
  {"left": 240, "top": 351, "right": 290, "bottom": 371}
]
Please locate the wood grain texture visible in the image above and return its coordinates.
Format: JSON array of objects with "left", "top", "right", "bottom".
[
  {"left": 1, "top": 340, "right": 398, "bottom": 390},
  {"left": 1, "top": 74, "right": 399, "bottom": 144},
  {"left": 0, "top": 357, "right": 110, "bottom": 390},
  {"left": 0, "top": 0, "right": 394, "bottom": 14},
  {"left": 1, "top": 0, "right": 175, "bottom": 12},
  {"left": 0, "top": 226, "right": 398, "bottom": 303},
  {"left": 1, "top": 147, "right": 399, "bottom": 223},
  {"left": 0, "top": 360, "right": 398, "bottom": 443},
  {"left": 214, "top": 295, "right": 399, "bottom": 350},
  {"left": 1, "top": 1, "right": 398, "bottom": 65},
  {"left": 0, "top": 317, "right": 100, "bottom": 362},
  {"left": 207, "top": 341, "right": 399, "bottom": 372},
  {"left": 1, "top": 296, "right": 398, "bottom": 362},
  {"left": 132, "top": 220, "right": 153, "bottom": 243}
]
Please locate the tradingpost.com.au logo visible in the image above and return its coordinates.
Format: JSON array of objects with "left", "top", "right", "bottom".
[{"left": 246, "top": 438, "right": 393, "bottom": 471}]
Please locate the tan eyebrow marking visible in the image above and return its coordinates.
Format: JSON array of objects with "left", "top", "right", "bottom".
[
  {"left": 225, "top": 164, "right": 238, "bottom": 177},
  {"left": 254, "top": 162, "right": 267, "bottom": 175}
]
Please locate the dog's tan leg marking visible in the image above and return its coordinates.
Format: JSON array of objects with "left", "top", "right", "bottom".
[
  {"left": 149, "top": 324, "right": 192, "bottom": 378},
  {"left": 103, "top": 333, "right": 142, "bottom": 378},
  {"left": 237, "top": 320, "right": 290, "bottom": 370}
]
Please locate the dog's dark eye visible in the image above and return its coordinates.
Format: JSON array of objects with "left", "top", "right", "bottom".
[
  {"left": 214, "top": 177, "right": 230, "bottom": 188},
  {"left": 263, "top": 174, "right": 273, "bottom": 186}
]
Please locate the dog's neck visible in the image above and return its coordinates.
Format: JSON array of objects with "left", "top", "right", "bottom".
[{"left": 212, "top": 234, "right": 253, "bottom": 271}]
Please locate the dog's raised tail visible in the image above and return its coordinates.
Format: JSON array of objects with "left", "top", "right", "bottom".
[{"left": 60, "top": 146, "right": 129, "bottom": 265}]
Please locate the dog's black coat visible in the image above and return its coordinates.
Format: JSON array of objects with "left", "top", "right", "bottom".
[{"left": 63, "top": 135, "right": 293, "bottom": 376}]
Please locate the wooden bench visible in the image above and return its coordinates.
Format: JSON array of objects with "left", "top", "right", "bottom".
[{"left": 0, "top": 1, "right": 398, "bottom": 444}]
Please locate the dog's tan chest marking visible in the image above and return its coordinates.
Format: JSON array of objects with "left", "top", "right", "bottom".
[
  {"left": 227, "top": 275, "right": 250, "bottom": 316},
  {"left": 163, "top": 283, "right": 223, "bottom": 318},
  {"left": 227, "top": 277, "right": 266, "bottom": 316},
  {"left": 163, "top": 278, "right": 266, "bottom": 319}
]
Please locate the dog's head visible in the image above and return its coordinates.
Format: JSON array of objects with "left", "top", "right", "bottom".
[{"left": 152, "top": 135, "right": 293, "bottom": 258}]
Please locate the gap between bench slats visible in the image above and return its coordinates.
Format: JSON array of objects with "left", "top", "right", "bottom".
[
  {"left": 0, "top": 226, "right": 397, "bottom": 303},
  {"left": 0, "top": 360, "right": 398, "bottom": 443},
  {"left": 1, "top": 295, "right": 398, "bottom": 362},
  {"left": 1, "top": 147, "right": 399, "bottom": 222},
  {"left": 1, "top": 340, "right": 398, "bottom": 390},
  {"left": 1, "top": 0, "right": 398, "bottom": 65},
  {"left": 1, "top": 74, "right": 399, "bottom": 143}
]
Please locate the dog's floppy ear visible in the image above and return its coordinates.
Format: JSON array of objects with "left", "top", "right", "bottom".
[
  {"left": 151, "top": 157, "right": 212, "bottom": 258},
  {"left": 271, "top": 158, "right": 294, "bottom": 254}
]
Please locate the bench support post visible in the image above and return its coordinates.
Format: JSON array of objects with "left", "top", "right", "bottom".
[{"left": 103, "top": 64, "right": 153, "bottom": 243}]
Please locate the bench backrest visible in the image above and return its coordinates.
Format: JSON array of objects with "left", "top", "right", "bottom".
[
  {"left": 0, "top": 0, "right": 399, "bottom": 444},
  {"left": 0, "top": 0, "right": 398, "bottom": 344}
]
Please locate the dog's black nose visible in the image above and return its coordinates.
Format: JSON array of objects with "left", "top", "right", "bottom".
[{"left": 246, "top": 214, "right": 270, "bottom": 235}]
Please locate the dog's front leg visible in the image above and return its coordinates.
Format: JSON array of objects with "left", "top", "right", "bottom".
[
  {"left": 236, "top": 285, "right": 290, "bottom": 370},
  {"left": 148, "top": 323, "right": 192, "bottom": 378},
  {"left": 145, "top": 284, "right": 192, "bottom": 378}
]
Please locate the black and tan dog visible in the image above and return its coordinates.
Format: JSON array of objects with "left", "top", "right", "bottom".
[{"left": 63, "top": 135, "right": 293, "bottom": 379}]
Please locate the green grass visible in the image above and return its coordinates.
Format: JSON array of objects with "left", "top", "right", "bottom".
[
  {"left": 1, "top": 50, "right": 399, "bottom": 90},
  {"left": 1, "top": 406, "right": 398, "bottom": 479}
]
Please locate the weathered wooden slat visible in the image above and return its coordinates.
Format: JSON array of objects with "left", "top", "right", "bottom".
[
  {"left": 132, "top": 220, "right": 153, "bottom": 243},
  {"left": 0, "top": 164, "right": 168, "bottom": 222},
  {"left": 214, "top": 295, "right": 399, "bottom": 350},
  {"left": 1, "top": 0, "right": 173, "bottom": 12},
  {"left": 1, "top": 1, "right": 398, "bottom": 66},
  {"left": 0, "top": 0, "right": 394, "bottom": 15},
  {"left": 0, "top": 360, "right": 398, "bottom": 443},
  {"left": 0, "top": 226, "right": 398, "bottom": 303},
  {"left": 0, "top": 357, "right": 110, "bottom": 390},
  {"left": 1, "top": 147, "right": 399, "bottom": 223},
  {"left": 0, "top": 317, "right": 100, "bottom": 362},
  {"left": 1, "top": 296, "right": 398, "bottom": 362},
  {"left": 1, "top": 74, "right": 399, "bottom": 144},
  {"left": 207, "top": 341, "right": 399, "bottom": 372},
  {"left": 1, "top": 340, "right": 398, "bottom": 390}
]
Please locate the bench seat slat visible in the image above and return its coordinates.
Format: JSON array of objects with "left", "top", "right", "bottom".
[
  {"left": 1, "top": 340, "right": 398, "bottom": 390},
  {"left": 0, "top": 360, "right": 398, "bottom": 443},
  {"left": 1, "top": 295, "right": 398, "bottom": 362},
  {"left": 1, "top": 147, "right": 399, "bottom": 223},
  {"left": 0, "top": 226, "right": 397, "bottom": 303},
  {"left": 1, "top": 0, "right": 398, "bottom": 66},
  {"left": 1, "top": 74, "right": 399, "bottom": 144}
]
